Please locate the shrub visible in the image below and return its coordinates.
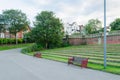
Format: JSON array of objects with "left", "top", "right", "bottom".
[
  {"left": 0, "top": 38, "right": 26, "bottom": 44},
  {"left": 0, "top": 38, "right": 3, "bottom": 44},
  {"left": 61, "top": 41, "right": 71, "bottom": 47},
  {"left": 61, "top": 38, "right": 71, "bottom": 47},
  {"left": 2, "top": 38, "right": 6, "bottom": 44},
  {"left": 18, "top": 39, "right": 23, "bottom": 43},
  {"left": 10, "top": 38, "right": 16, "bottom": 44},
  {"left": 21, "top": 43, "right": 44, "bottom": 54},
  {"left": 0, "top": 38, "right": 8, "bottom": 44},
  {"left": 7, "top": 38, "right": 11, "bottom": 44}
]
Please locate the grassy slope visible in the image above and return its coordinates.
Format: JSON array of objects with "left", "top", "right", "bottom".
[{"left": 26, "top": 44, "right": 120, "bottom": 75}]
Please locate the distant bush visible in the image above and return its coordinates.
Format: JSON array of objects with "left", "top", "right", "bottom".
[
  {"left": 10, "top": 38, "right": 16, "bottom": 44},
  {"left": 21, "top": 43, "right": 44, "bottom": 54},
  {"left": 0, "top": 38, "right": 8, "bottom": 44},
  {"left": 18, "top": 39, "right": 23, "bottom": 43},
  {"left": 0, "top": 38, "right": 24, "bottom": 45},
  {"left": 0, "top": 38, "right": 3, "bottom": 44},
  {"left": 61, "top": 37, "right": 71, "bottom": 47},
  {"left": 61, "top": 41, "right": 71, "bottom": 47}
]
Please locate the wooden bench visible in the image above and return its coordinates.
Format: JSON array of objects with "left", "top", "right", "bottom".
[
  {"left": 33, "top": 52, "right": 42, "bottom": 58},
  {"left": 68, "top": 56, "right": 89, "bottom": 68}
]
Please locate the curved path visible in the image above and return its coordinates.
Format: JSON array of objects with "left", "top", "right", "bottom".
[{"left": 0, "top": 48, "right": 120, "bottom": 80}]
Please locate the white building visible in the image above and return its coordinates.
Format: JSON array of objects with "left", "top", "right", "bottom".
[{"left": 64, "top": 22, "right": 80, "bottom": 35}]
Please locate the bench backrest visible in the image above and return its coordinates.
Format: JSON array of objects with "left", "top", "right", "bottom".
[{"left": 73, "top": 57, "right": 87, "bottom": 64}]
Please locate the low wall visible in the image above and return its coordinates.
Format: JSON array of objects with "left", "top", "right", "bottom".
[{"left": 69, "top": 35, "right": 120, "bottom": 45}]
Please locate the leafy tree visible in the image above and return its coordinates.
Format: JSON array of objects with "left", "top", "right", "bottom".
[
  {"left": 23, "top": 32, "right": 33, "bottom": 43},
  {"left": 32, "top": 11, "right": 64, "bottom": 49},
  {"left": 2, "top": 9, "right": 29, "bottom": 44},
  {"left": 0, "top": 14, "right": 7, "bottom": 38},
  {"left": 0, "top": 25, "right": 6, "bottom": 38},
  {"left": 110, "top": 18, "right": 120, "bottom": 31},
  {"left": 85, "top": 19, "right": 102, "bottom": 34}
]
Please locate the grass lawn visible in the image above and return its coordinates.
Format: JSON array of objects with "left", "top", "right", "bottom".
[
  {"left": 0, "top": 43, "right": 33, "bottom": 51},
  {"left": 25, "top": 44, "right": 120, "bottom": 75}
]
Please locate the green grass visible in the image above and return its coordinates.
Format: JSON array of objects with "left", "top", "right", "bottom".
[
  {"left": 0, "top": 43, "right": 33, "bottom": 51},
  {"left": 25, "top": 44, "right": 120, "bottom": 75},
  {"left": 88, "top": 63, "right": 120, "bottom": 74}
]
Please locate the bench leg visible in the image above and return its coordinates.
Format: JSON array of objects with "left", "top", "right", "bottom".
[{"left": 68, "top": 61, "right": 73, "bottom": 65}]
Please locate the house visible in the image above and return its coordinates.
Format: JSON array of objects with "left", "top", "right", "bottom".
[
  {"left": 17, "top": 26, "right": 31, "bottom": 38},
  {"left": 106, "top": 26, "right": 111, "bottom": 32},
  {"left": 0, "top": 26, "right": 31, "bottom": 39},
  {"left": 64, "top": 22, "right": 80, "bottom": 35}
]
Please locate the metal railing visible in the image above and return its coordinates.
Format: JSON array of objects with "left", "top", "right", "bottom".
[{"left": 69, "top": 30, "right": 120, "bottom": 38}]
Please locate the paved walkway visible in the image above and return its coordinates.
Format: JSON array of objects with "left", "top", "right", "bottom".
[{"left": 0, "top": 48, "right": 120, "bottom": 80}]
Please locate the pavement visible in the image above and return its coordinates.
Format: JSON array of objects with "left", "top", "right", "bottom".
[{"left": 0, "top": 48, "right": 120, "bottom": 80}]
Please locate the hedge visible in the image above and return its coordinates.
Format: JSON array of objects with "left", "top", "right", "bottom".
[{"left": 0, "top": 38, "right": 24, "bottom": 44}]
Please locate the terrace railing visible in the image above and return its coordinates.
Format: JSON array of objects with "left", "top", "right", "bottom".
[{"left": 69, "top": 30, "right": 120, "bottom": 38}]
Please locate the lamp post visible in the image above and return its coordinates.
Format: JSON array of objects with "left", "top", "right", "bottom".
[{"left": 104, "top": 0, "right": 107, "bottom": 69}]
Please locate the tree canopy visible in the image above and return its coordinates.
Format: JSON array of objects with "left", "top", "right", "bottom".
[
  {"left": 31, "top": 11, "right": 64, "bottom": 49},
  {"left": 0, "top": 14, "right": 6, "bottom": 33},
  {"left": 110, "top": 18, "right": 120, "bottom": 31},
  {"left": 2, "top": 9, "right": 29, "bottom": 44},
  {"left": 0, "top": 14, "right": 9, "bottom": 38},
  {"left": 85, "top": 19, "right": 102, "bottom": 34}
]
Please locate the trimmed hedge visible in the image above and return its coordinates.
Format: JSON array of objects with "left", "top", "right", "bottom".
[{"left": 0, "top": 38, "right": 24, "bottom": 44}]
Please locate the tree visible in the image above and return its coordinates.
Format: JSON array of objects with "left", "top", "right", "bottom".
[
  {"left": 110, "top": 18, "right": 120, "bottom": 31},
  {"left": 0, "top": 14, "right": 8, "bottom": 38},
  {"left": 2, "top": 9, "right": 29, "bottom": 44},
  {"left": 0, "top": 24, "right": 6, "bottom": 38},
  {"left": 32, "top": 11, "right": 64, "bottom": 49},
  {"left": 85, "top": 19, "right": 102, "bottom": 34}
]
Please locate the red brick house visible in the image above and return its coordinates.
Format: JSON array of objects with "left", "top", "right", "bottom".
[{"left": 0, "top": 26, "right": 31, "bottom": 38}]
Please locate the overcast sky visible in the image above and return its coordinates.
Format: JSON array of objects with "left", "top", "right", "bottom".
[{"left": 0, "top": 0, "right": 120, "bottom": 26}]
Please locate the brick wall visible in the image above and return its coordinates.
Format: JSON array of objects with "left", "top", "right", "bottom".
[{"left": 69, "top": 35, "right": 120, "bottom": 45}]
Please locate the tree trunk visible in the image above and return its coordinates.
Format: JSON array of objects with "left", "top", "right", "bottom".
[
  {"left": 9, "top": 34, "right": 12, "bottom": 44},
  {"left": 45, "top": 42, "right": 48, "bottom": 49},
  {"left": 15, "top": 33, "right": 18, "bottom": 44}
]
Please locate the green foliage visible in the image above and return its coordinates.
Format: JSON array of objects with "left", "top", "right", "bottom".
[
  {"left": 62, "top": 36, "right": 71, "bottom": 47},
  {"left": 31, "top": 11, "right": 64, "bottom": 49},
  {"left": 21, "top": 44, "right": 44, "bottom": 53},
  {"left": 61, "top": 41, "right": 71, "bottom": 47},
  {"left": 0, "top": 38, "right": 23, "bottom": 44},
  {"left": 110, "top": 18, "right": 120, "bottom": 31},
  {"left": 0, "top": 38, "right": 3, "bottom": 44},
  {"left": 18, "top": 39, "right": 23, "bottom": 43},
  {"left": 85, "top": 19, "right": 102, "bottom": 34},
  {"left": 9, "top": 38, "right": 16, "bottom": 44},
  {"left": 23, "top": 32, "right": 34, "bottom": 43},
  {"left": 2, "top": 9, "right": 29, "bottom": 44},
  {"left": 0, "top": 38, "right": 8, "bottom": 44},
  {"left": 0, "top": 14, "right": 7, "bottom": 34}
]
